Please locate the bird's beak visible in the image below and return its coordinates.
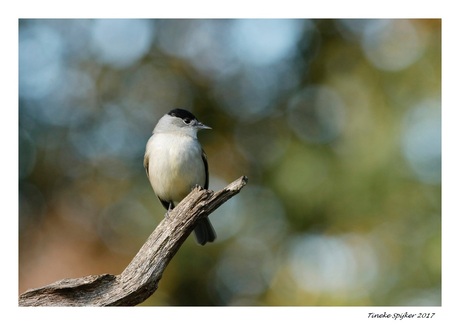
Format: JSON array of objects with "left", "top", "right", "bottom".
[{"left": 196, "top": 122, "right": 212, "bottom": 130}]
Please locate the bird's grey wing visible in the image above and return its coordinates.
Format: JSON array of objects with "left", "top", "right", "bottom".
[
  {"left": 194, "top": 149, "right": 216, "bottom": 245},
  {"left": 143, "top": 152, "right": 150, "bottom": 177},
  {"left": 201, "top": 149, "right": 209, "bottom": 190}
]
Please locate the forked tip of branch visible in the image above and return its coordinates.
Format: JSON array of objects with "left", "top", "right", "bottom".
[{"left": 228, "top": 175, "right": 248, "bottom": 191}]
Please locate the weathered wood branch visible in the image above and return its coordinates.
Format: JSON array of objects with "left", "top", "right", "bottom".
[{"left": 19, "top": 176, "right": 248, "bottom": 306}]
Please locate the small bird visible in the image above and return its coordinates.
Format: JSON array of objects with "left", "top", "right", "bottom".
[{"left": 144, "top": 108, "right": 216, "bottom": 245}]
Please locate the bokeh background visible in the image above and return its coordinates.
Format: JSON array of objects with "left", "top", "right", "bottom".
[{"left": 19, "top": 19, "right": 441, "bottom": 306}]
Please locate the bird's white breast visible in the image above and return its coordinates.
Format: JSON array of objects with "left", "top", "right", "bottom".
[{"left": 145, "top": 133, "right": 206, "bottom": 203}]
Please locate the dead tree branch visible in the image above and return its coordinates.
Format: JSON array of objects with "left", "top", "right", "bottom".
[{"left": 19, "top": 176, "right": 248, "bottom": 306}]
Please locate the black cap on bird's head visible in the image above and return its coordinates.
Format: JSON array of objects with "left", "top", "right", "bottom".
[
  {"left": 168, "top": 108, "right": 197, "bottom": 121},
  {"left": 167, "top": 108, "right": 211, "bottom": 130}
]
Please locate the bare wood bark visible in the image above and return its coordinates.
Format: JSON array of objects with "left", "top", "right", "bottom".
[{"left": 19, "top": 176, "right": 248, "bottom": 306}]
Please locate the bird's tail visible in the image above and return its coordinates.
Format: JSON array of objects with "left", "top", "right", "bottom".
[{"left": 194, "top": 217, "right": 216, "bottom": 245}]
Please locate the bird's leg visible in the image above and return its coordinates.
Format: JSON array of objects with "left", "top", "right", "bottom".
[
  {"left": 193, "top": 184, "right": 203, "bottom": 190},
  {"left": 165, "top": 202, "right": 174, "bottom": 218}
]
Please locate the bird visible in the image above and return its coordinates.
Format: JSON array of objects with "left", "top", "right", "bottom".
[{"left": 144, "top": 108, "right": 216, "bottom": 245}]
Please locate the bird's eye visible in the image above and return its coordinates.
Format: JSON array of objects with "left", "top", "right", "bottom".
[{"left": 183, "top": 118, "right": 192, "bottom": 124}]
